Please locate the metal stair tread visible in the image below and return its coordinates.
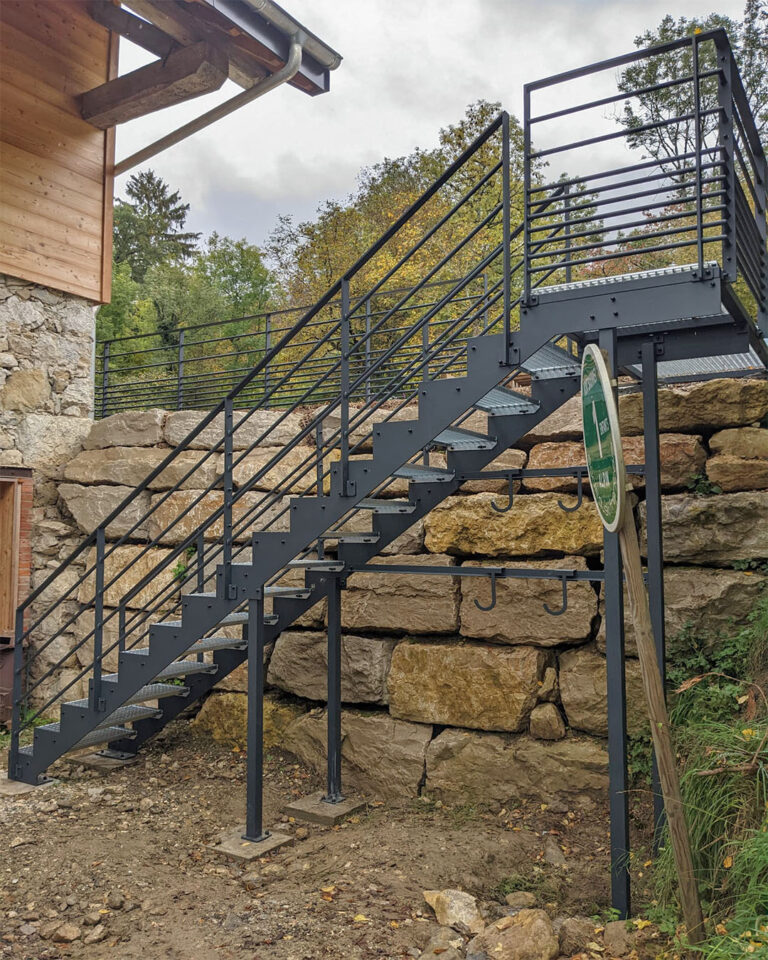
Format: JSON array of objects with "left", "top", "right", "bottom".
[
  {"left": 264, "top": 585, "right": 314, "bottom": 598},
  {"left": 474, "top": 386, "right": 540, "bottom": 416},
  {"left": 521, "top": 343, "right": 580, "bottom": 379},
  {"left": 125, "top": 682, "right": 191, "bottom": 704},
  {"left": 393, "top": 463, "right": 454, "bottom": 482},
  {"left": 96, "top": 704, "right": 161, "bottom": 728},
  {"left": 358, "top": 498, "right": 416, "bottom": 514},
  {"left": 154, "top": 660, "right": 219, "bottom": 681},
  {"left": 432, "top": 427, "right": 496, "bottom": 451},
  {"left": 317, "top": 532, "right": 380, "bottom": 543},
  {"left": 219, "top": 611, "right": 279, "bottom": 626},
  {"left": 287, "top": 559, "right": 345, "bottom": 571},
  {"left": 187, "top": 635, "right": 248, "bottom": 654},
  {"left": 37, "top": 723, "right": 136, "bottom": 751}
]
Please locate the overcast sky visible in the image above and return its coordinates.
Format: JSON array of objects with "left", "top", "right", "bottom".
[{"left": 114, "top": 0, "right": 746, "bottom": 249}]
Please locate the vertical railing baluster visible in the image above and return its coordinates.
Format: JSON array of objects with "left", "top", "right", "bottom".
[
  {"left": 223, "top": 398, "right": 234, "bottom": 585},
  {"left": 92, "top": 527, "right": 105, "bottom": 711},
  {"left": 521, "top": 95, "right": 532, "bottom": 310},
  {"left": 101, "top": 341, "right": 110, "bottom": 419},
  {"left": 316, "top": 421, "right": 325, "bottom": 560},
  {"left": 9, "top": 608, "right": 24, "bottom": 779},
  {"left": 196, "top": 530, "right": 206, "bottom": 661},
  {"left": 502, "top": 111, "right": 512, "bottom": 365},
  {"left": 263, "top": 314, "right": 271, "bottom": 407},
  {"left": 482, "top": 270, "right": 489, "bottom": 331},
  {"left": 340, "top": 278, "right": 351, "bottom": 496},
  {"left": 715, "top": 36, "right": 737, "bottom": 283},
  {"left": 564, "top": 184, "right": 572, "bottom": 284},
  {"left": 177, "top": 329, "right": 185, "bottom": 411},
  {"left": 118, "top": 602, "right": 126, "bottom": 653},
  {"left": 692, "top": 33, "right": 705, "bottom": 276},
  {"left": 364, "top": 297, "right": 371, "bottom": 403}
]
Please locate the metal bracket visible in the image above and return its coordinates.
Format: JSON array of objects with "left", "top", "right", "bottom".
[
  {"left": 543, "top": 573, "right": 571, "bottom": 616},
  {"left": 491, "top": 476, "right": 515, "bottom": 513},
  {"left": 474, "top": 572, "right": 498, "bottom": 611},
  {"left": 227, "top": 583, "right": 239, "bottom": 600},
  {"left": 558, "top": 472, "right": 584, "bottom": 512}
]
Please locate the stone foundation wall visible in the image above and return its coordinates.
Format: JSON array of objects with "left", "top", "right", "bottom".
[{"left": 34, "top": 377, "right": 768, "bottom": 805}]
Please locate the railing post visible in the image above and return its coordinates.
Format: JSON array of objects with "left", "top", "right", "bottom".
[
  {"left": 691, "top": 32, "right": 705, "bottom": 276},
  {"left": 263, "top": 314, "right": 271, "bottom": 407},
  {"left": 564, "top": 184, "right": 572, "bottom": 284},
  {"left": 8, "top": 608, "right": 24, "bottom": 780},
  {"left": 340, "top": 278, "right": 353, "bottom": 497},
  {"left": 177, "top": 329, "right": 185, "bottom": 411},
  {"left": 522, "top": 94, "right": 532, "bottom": 309},
  {"left": 118, "top": 603, "right": 126, "bottom": 653},
  {"left": 91, "top": 527, "right": 105, "bottom": 712},
  {"left": 364, "top": 298, "right": 371, "bottom": 403},
  {"left": 716, "top": 37, "right": 737, "bottom": 284},
  {"left": 196, "top": 531, "right": 206, "bottom": 661},
  {"left": 100, "top": 341, "right": 110, "bottom": 420},
  {"left": 482, "top": 270, "right": 489, "bottom": 331},
  {"left": 243, "top": 591, "right": 269, "bottom": 842},
  {"left": 502, "top": 110, "right": 513, "bottom": 365},
  {"left": 316, "top": 421, "right": 325, "bottom": 560},
  {"left": 223, "top": 398, "right": 234, "bottom": 592},
  {"left": 323, "top": 574, "right": 344, "bottom": 804}
]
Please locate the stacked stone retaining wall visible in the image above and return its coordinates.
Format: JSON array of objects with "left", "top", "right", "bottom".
[{"left": 27, "top": 377, "right": 768, "bottom": 805}]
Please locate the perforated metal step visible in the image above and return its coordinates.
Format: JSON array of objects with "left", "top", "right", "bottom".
[
  {"left": 358, "top": 499, "right": 416, "bottom": 514},
  {"left": 432, "top": 427, "right": 496, "bottom": 451},
  {"left": 264, "top": 586, "right": 313, "bottom": 599},
  {"left": 318, "top": 532, "right": 380, "bottom": 544},
  {"left": 474, "top": 386, "right": 540, "bottom": 416},
  {"left": 95, "top": 704, "right": 161, "bottom": 729},
  {"left": 37, "top": 723, "right": 137, "bottom": 751},
  {"left": 521, "top": 343, "right": 580, "bottom": 380},
  {"left": 393, "top": 463, "right": 454, "bottom": 482},
  {"left": 124, "top": 682, "right": 191, "bottom": 705},
  {"left": 154, "top": 660, "right": 218, "bottom": 681},
  {"left": 287, "top": 559, "right": 345, "bottom": 571},
  {"left": 187, "top": 635, "right": 248, "bottom": 655},
  {"left": 219, "top": 611, "right": 279, "bottom": 627}
]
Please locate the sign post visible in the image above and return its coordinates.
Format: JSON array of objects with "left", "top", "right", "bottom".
[{"left": 581, "top": 345, "right": 704, "bottom": 944}]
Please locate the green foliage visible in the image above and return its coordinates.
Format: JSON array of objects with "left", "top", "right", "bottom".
[{"left": 686, "top": 473, "right": 723, "bottom": 497}]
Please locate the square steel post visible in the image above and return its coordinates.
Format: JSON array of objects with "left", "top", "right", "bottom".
[
  {"left": 243, "top": 593, "right": 269, "bottom": 842},
  {"left": 323, "top": 574, "right": 344, "bottom": 804},
  {"left": 599, "top": 327, "right": 630, "bottom": 918},
  {"left": 642, "top": 339, "right": 667, "bottom": 848}
]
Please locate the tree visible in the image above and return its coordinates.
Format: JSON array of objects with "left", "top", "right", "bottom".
[
  {"left": 192, "top": 233, "right": 272, "bottom": 318},
  {"left": 114, "top": 170, "right": 201, "bottom": 282},
  {"left": 617, "top": 5, "right": 768, "bottom": 174}
]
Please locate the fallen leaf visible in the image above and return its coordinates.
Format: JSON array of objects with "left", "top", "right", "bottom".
[
  {"left": 353, "top": 914, "right": 371, "bottom": 923},
  {"left": 723, "top": 855, "right": 733, "bottom": 869}
]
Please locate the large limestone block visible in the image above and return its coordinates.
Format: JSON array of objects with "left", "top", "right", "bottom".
[
  {"left": 380, "top": 517, "right": 425, "bottom": 555},
  {"left": 321, "top": 404, "right": 421, "bottom": 454},
  {"left": 267, "top": 630, "right": 396, "bottom": 704},
  {"left": 78, "top": 544, "right": 175, "bottom": 609},
  {"left": 596, "top": 566, "right": 768, "bottom": 655},
  {"left": 620, "top": 378, "right": 768, "bottom": 434},
  {"left": 343, "top": 553, "right": 459, "bottom": 634},
  {"left": 521, "top": 394, "right": 583, "bottom": 445},
  {"left": 212, "top": 640, "right": 274, "bottom": 692},
  {"left": 710, "top": 427, "right": 768, "bottom": 459},
  {"left": 146, "top": 490, "right": 290, "bottom": 544},
  {"left": 58, "top": 483, "right": 151, "bottom": 539},
  {"left": 425, "top": 728, "right": 608, "bottom": 805},
  {"left": 283, "top": 708, "right": 432, "bottom": 799},
  {"left": 459, "top": 448, "right": 527, "bottom": 494},
  {"left": 638, "top": 491, "right": 768, "bottom": 565},
  {"left": 460, "top": 557, "right": 597, "bottom": 646},
  {"left": 84, "top": 410, "right": 165, "bottom": 449},
  {"left": 0, "top": 368, "right": 51, "bottom": 411},
  {"left": 192, "top": 692, "right": 307, "bottom": 750},
  {"left": 232, "top": 445, "right": 318, "bottom": 493},
  {"left": 63, "top": 447, "right": 222, "bottom": 491},
  {"left": 525, "top": 434, "right": 705, "bottom": 493},
  {"left": 72, "top": 608, "right": 125, "bottom": 674},
  {"left": 15, "top": 413, "right": 91, "bottom": 476},
  {"left": 424, "top": 492, "right": 603, "bottom": 557},
  {"left": 706, "top": 455, "right": 768, "bottom": 492},
  {"left": 164, "top": 408, "right": 303, "bottom": 449},
  {"left": 559, "top": 645, "right": 646, "bottom": 737},
  {"left": 388, "top": 641, "right": 549, "bottom": 732}
]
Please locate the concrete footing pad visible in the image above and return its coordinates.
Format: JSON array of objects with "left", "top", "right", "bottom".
[
  {"left": 69, "top": 752, "right": 140, "bottom": 773},
  {"left": 208, "top": 827, "right": 294, "bottom": 862},
  {"left": 283, "top": 791, "right": 366, "bottom": 826},
  {"left": 0, "top": 773, "right": 57, "bottom": 797}
]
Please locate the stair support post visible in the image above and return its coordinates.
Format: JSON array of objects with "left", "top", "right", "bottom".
[
  {"left": 223, "top": 397, "right": 234, "bottom": 591},
  {"left": 502, "top": 111, "right": 512, "bottom": 365},
  {"left": 8, "top": 607, "right": 24, "bottom": 779},
  {"left": 642, "top": 339, "right": 667, "bottom": 849},
  {"left": 340, "top": 278, "right": 354, "bottom": 496},
  {"left": 599, "top": 327, "right": 631, "bottom": 919},
  {"left": 243, "top": 591, "right": 269, "bottom": 843},
  {"left": 323, "top": 574, "right": 344, "bottom": 804},
  {"left": 91, "top": 526, "right": 106, "bottom": 712}
]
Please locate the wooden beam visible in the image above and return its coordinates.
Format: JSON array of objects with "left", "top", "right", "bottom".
[
  {"left": 87, "top": 2, "right": 179, "bottom": 59},
  {"left": 79, "top": 40, "right": 228, "bottom": 129}
]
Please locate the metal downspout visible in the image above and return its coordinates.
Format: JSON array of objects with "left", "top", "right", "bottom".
[{"left": 113, "top": 37, "right": 304, "bottom": 176}]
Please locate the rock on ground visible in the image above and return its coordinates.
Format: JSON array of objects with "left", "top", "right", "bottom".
[
  {"left": 466, "top": 909, "right": 559, "bottom": 960},
  {"left": 423, "top": 888, "right": 485, "bottom": 934}
]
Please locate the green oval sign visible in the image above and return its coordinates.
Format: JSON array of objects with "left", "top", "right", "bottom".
[{"left": 581, "top": 344, "right": 626, "bottom": 533}]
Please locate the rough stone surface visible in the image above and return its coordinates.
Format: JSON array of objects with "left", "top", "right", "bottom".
[
  {"left": 343, "top": 554, "right": 459, "bottom": 634},
  {"left": 709, "top": 426, "right": 768, "bottom": 459},
  {"left": 388, "top": 642, "right": 549, "bottom": 732},
  {"left": 192, "top": 692, "right": 307, "bottom": 750},
  {"left": 164, "top": 408, "right": 304, "bottom": 449},
  {"left": 525, "top": 434, "right": 706, "bottom": 493},
  {"left": 559, "top": 645, "right": 647, "bottom": 737},
  {"left": 267, "top": 630, "right": 396, "bottom": 705},
  {"left": 706, "top": 455, "right": 768, "bottom": 492},
  {"left": 620, "top": 378, "right": 768, "bottom": 434},
  {"left": 559, "top": 917, "right": 597, "bottom": 955},
  {"left": 380, "top": 517, "right": 425, "bottom": 555},
  {"left": 459, "top": 558, "right": 597, "bottom": 646},
  {"left": 466, "top": 909, "right": 559, "bottom": 960},
  {"left": 529, "top": 703, "right": 566, "bottom": 740},
  {"left": 78, "top": 544, "right": 175, "bottom": 609},
  {"left": 603, "top": 919, "right": 635, "bottom": 957},
  {"left": 232, "top": 445, "right": 318, "bottom": 492},
  {"left": 426, "top": 729, "right": 608, "bottom": 805},
  {"left": 1, "top": 368, "right": 51, "bottom": 411},
  {"left": 522, "top": 394, "right": 582, "bottom": 445},
  {"left": 58, "top": 483, "right": 151, "bottom": 538},
  {"left": 146, "top": 490, "right": 290, "bottom": 544},
  {"left": 423, "top": 889, "right": 484, "bottom": 935},
  {"left": 84, "top": 410, "right": 165, "bottom": 449},
  {"left": 638, "top": 491, "right": 768, "bottom": 565},
  {"left": 14, "top": 413, "right": 91, "bottom": 476},
  {"left": 425, "top": 493, "right": 603, "bottom": 557},
  {"left": 597, "top": 566, "right": 768, "bottom": 654},
  {"left": 64, "top": 446, "right": 222, "bottom": 491},
  {"left": 460, "top": 447, "right": 528, "bottom": 494},
  {"left": 283, "top": 708, "right": 432, "bottom": 799}
]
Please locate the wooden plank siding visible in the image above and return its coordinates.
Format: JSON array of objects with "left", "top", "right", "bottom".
[{"left": 0, "top": 0, "right": 116, "bottom": 302}]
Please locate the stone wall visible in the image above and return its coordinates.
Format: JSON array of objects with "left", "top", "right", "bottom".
[{"left": 30, "top": 377, "right": 768, "bottom": 805}]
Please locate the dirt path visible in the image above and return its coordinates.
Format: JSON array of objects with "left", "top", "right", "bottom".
[{"left": 1, "top": 718, "right": 657, "bottom": 959}]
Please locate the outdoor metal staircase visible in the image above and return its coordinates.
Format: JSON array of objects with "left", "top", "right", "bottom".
[{"left": 8, "top": 29, "right": 766, "bottom": 808}]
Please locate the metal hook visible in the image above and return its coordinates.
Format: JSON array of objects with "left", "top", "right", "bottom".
[
  {"left": 558, "top": 472, "right": 584, "bottom": 513},
  {"left": 474, "top": 572, "right": 498, "bottom": 611},
  {"left": 543, "top": 575, "right": 568, "bottom": 616},
  {"left": 491, "top": 475, "right": 515, "bottom": 513}
]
